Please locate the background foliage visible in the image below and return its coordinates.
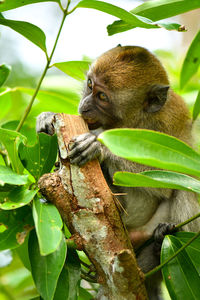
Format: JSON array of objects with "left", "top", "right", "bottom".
[{"left": 0, "top": 0, "right": 200, "bottom": 299}]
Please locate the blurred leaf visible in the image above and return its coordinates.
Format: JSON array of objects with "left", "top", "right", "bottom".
[
  {"left": 16, "top": 235, "right": 32, "bottom": 271},
  {"left": 114, "top": 170, "right": 200, "bottom": 194},
  {"left": 98, "top": 129, "right": 200, "bottom": 177},
  {"left": 0, "top": 165, "right": 28, "bottom": 186},
  {"left": 0, "top": 127, "right": 26, "bottom": 174},
  {"left": 180, "top": 30, "right": 200, "bottom": 88},
  {"left": 29, "top": 230, "right": 67, "bottom": 300},
  {"left": 0, "top": 206, "right": 33, "bottom": 251},
  {"left": 161, "top": 234, "right": 200, "bottom": 299},
  {"left": 108, "top": 0, "right": 200, "bottom": 35},
  {"left": 193, "top": 90, "right": 200, "bottom": 121},
  {"left": 0, "top": 87, "right": 12, "bottom": 119},
  {"left": 0, "top": 64, "right": 11, "bottom": 86},
  {"left": 16, "top": 87, "right": 78, "bottom": 115},
  {"left": 0, "top": 250, "right": 12, "bottom": 267},
  {"left": 0, "top": 0, "right": 60, "bottom": 12},
  {"left": 0, "top": 16, "right": 47, "bottom": 53},
  {"left": 78, "top": 287, "right": 93, "bottom": 300},
  {"left": 0, "top": 187, "right": 38, "bottom": 210},
  {"left": 53, "top": 61, "right": 91, "bottom": 81},
  {"left": 32, "top": 197, "right": 63, "bottom": 256},
  {"left": 19, "top": 133, "right": 57, "bottom": 180},
  {"left": 54, "top": 249, "right": 81, "bottom": 300},
  {"left": 2, "top": 120, "right": 37, "bottom": 145}
]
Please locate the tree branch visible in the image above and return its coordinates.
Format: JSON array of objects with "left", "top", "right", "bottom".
[{"left": 38, "top": 113, "right": 148, "bottom": 300}]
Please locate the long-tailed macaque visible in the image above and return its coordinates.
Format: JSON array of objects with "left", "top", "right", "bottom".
[{"left": 36, "top": 46, "right": 200, "bottom": 299}]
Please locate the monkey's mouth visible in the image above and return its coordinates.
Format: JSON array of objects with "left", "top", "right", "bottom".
[{"left": 83, "top": 118, "right": 102, "bottom": 130}]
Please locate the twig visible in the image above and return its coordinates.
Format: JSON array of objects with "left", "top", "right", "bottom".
[{"left": 16, "top": 2, "right": 72, "bottom": 132}]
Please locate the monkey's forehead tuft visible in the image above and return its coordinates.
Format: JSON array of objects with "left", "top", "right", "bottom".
[{"left": 90, "top": 46, "right": 169, "bottom": 89}]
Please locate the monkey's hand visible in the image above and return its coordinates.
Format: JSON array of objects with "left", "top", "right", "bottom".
[
  {"left": 68, "top": 133, "right": 103, "bottom": 166},
  {"left": 36, "top": 112, "right": 55, "bottom": 135},
  {"left": 153, "top": 223, "right": 176, "bottom": 256}
]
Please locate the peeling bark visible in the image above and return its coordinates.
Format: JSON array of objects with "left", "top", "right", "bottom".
[{"left": 38, "top": 113, "right": 148, "bottom": 300}]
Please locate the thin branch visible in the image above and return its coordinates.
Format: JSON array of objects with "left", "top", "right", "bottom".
[
  {"left": 145, "top": 231, "right": 200, "bottom": 278},
  {"left": 16, "top": 9, "right": 68, "bottom": 132},
  {"left": 175, "top": 212, "right": 200, "bottom": 230},
  {"left": 0, "top": 149, "right": 9, "bottom": 166}
]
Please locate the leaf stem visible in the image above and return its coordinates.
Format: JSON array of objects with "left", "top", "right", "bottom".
[
  {"left": 0, "top": 149, "right": 9, "bottom": 166},
  {"left": 145, "top": 231, "right": 200, "bottom": 279},
  {"left": 175, "top": 212, "right": 200, "bottom": 230},
  {"left": 16, "top": 9, "right": 68, "bottom": 132}
]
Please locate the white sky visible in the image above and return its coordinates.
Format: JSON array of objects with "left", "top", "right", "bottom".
[{"left": 0, "top": 0, "right": 183, "bottom": 74}]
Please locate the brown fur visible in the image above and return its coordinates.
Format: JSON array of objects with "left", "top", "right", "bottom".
[
  {"left": 80, "top": 46, "right": 200, "bottom": 299},
  {"left": 36, "top": 46, "right": 200, "bottom": 300}
]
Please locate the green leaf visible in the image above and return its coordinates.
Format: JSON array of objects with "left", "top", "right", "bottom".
[
  {"left": 29, "top": 230, "right": 67, "bottom": 300},
  {"left": 2, "top": 120, "right": 37, "bottom": 146},
  {"left": 193, "top": 90, "right": 200, "bottom": 121},
  {"left": 16, "top": 235, "right": 32, "bottom": 271},
  {"left": 132, "top": 0, "right": 200, "bottom": 20},
  {"left": 0, "top": 206, "right": 33, "bottom": 250},
  {"left": 32, "top": 197, "right": 63, "bottom": 255},
  {"left": 0, "top": 16, "right": 47, "bottom": 53},
  {"left": 175, "top": 232, "right": 200, "bottom": 274},
  {"left": 77, "top": 0, "right": 159, "bottom": 29},
  {"left": 0, "top": 64, "right": 11, "bottom": 87},
  {"left": 0, "top": 187, "right": 38, "bottom": 210},
  {"left": 19, "top": 133, "right": 57, "bottom": 180},
  {"left": 161, "top": 234, "right": 200, "bottom": 299},
  {"left": 98, "top": 129, "right": 200, "bottom": 177},
  {"left": 180, "top": 30, "right": 200, "bottom": 88},
  {"left": 54, "top": 249, "right": 81, "bottom": 300},
  {"left": 16, "top": 87, "right": 78, "bottom": 115},
  {"left": 0, "top": 87, "right": 12, "bottom": 119},
  {"left": 53, "top": 61, "right": 91, "bottom": 81},
  {"left": 0, "top": 0, "right": 60, "bottom": 12},
  {"left": 108, "top": 0, "right": 200, "bottom": 35},
  {"left": 0, "top": 165, "right": 28, "bottom": 186},
  {"left": 81, "top": 0, "right": 182, "bottom": 32},
  {"left": 0, "top": 127, "right": 26, "bottom": 174},
  {"left": 114, "top": 170, "right": 200, "bottom": 194},
  {"left": 78, "top": 287, "right": 93, "bottom": 300}
]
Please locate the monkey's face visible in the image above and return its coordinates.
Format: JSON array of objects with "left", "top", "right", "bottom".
[
  {"left": 79, "top": 46, "right": 170, "bottom": 130},
  {"left": 79, "top": 73, "right": 121, "bottom": 130}
]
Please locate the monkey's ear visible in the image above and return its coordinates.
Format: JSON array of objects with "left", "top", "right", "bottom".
[{"left": 144, "top": 84, "right": 169, "bottom": 113}]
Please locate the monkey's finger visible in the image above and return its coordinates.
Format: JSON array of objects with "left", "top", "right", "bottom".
[
  {"left": 69, "top": 133, "right": 96, "bottom": 150},
  {"left": 68, "top": 135, "right": 96, "bottom": 158},
  {"left": 70, "top": 141, "right": 101, "bottom": 166}
]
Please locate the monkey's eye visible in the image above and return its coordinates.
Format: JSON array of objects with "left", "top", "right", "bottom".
[
  {"left": 87, "top": 78, "right": 92, "bottom": 89},
  {"left": 98, "top": 92, "right": 108, "bottom": 102}
]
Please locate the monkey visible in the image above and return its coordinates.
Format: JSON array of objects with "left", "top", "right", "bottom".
[{"left": 36, "top": 46, "right": 200, "bottom": 300}]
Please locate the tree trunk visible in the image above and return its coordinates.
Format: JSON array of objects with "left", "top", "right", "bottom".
[{"left": 38, "top": 113, "right": 148, "bottom": 300}]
